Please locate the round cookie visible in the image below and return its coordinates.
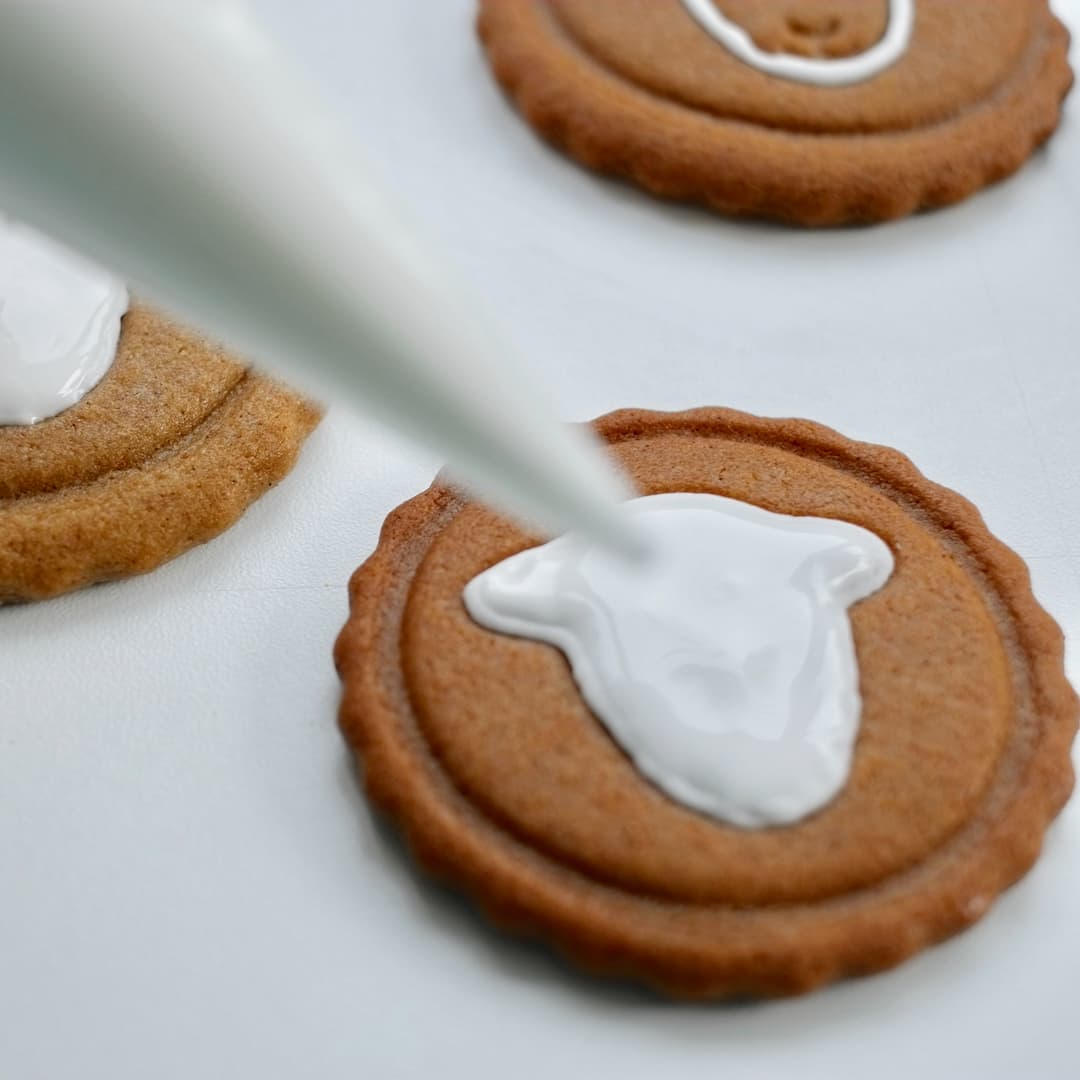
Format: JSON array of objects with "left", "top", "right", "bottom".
[
  {"left": 0, "top": 305, "right": 320, "bottom": 603},
  {"left": 335, "top": 407, "right": 1077, "bottom": 998},
  {"left": 477, "top": 0, "right": 1074, "bottom": 224}
]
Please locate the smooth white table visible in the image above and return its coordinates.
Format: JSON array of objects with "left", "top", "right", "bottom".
[{"left": 2, "top": 3, "right": 1078, "bottom": 1077}]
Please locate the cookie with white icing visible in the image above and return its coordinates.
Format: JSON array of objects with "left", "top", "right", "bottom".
[
  {"left": 477, "top": 0, "right": 1073, "bottom": 224},
  {"left": 335, "top": 407, "right": 1077, "bottom": 998},
  {"left": 0, "top": 222, "right": 320, "bottom": 603}
]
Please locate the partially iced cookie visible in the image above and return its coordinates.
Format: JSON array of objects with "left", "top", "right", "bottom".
[
  {"left": 336, "top": 407, "right": 1076, "bottom": 998},
  {"left": 0, "top": 221, "right": 320, "bottom": 603},
  {"left": 478, "top": 0, "right": 1073, "bottom": 224}
]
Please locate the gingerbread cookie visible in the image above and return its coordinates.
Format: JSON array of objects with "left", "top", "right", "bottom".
[
  {"left": 335, "top": 407, "right": 1077, "bottom": 998},
  {"left": 0, "top": 220, "right": 320, "bottom": 603},
  {"left": 477, "top": 0, "right": 1073, "bottom": 224}
]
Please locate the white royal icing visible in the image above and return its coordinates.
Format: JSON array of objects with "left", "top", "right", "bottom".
[
  {"left": 679, "top": 0, "right": 914, "bottom": 87},
  {"left": 464, "top": 493, "right": 894, "bottom": 828},
  {"left": 0, "top": 217, "right": 128, "bottom": 426}
]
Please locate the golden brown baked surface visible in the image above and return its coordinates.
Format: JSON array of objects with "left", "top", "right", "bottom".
[
  {"left": 0, "top": 305, "right": 321, "bottom": 603},
  {"left": 477, "top": 0, "right": 1073, "bottom": 224},
  {"left": 336, "top": 407, "right": 1077, "bottom": 998}
]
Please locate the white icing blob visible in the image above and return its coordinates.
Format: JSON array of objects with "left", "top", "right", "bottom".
[
  {"left": 0, "top": 217, "right": 128, "bottom": 425},
  {"left": 464, "top": 493, "right": 894, "bottom": 828},
  {"left": 679, "top": 0, "right": 914, "bottom": 87}
]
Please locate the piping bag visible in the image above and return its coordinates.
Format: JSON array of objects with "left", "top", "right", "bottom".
[{"left": 0, "top": 0, "right": 646, "bottom": 559}]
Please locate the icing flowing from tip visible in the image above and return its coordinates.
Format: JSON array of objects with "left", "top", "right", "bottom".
[
  {"left": 464, "top": 493, "right": 894, "bottom": 828},
  {"left": 0, "top": 217, "right": 128, "bottom": 426},
  {"left": 679, "top": 0, "right": 915, "bottom": 87}
]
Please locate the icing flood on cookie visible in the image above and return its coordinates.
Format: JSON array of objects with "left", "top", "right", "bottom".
[
  {"left": 465, "top": 493, "right": 894, "bottom": 827},
  {"left": 679, "top": 0, "right": 914, "bottom": 87},
  {"left": 0, "top": 217, "right": 128, "bottom": 425}
]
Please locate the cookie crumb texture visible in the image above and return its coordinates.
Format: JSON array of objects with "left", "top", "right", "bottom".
[
  {"left": 336, "top": 407, "right": 1077, "bottom": 998},
  {"left": 478, "top": 0, "right": 1073, "bottom": 224},
  {"left": 0, "top": 306, "right": 320, "bottom": 603}
]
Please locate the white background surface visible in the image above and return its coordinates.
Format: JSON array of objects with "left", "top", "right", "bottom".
[{"left": 3, "top": 2, "right": 1079, "bottom": 1076}]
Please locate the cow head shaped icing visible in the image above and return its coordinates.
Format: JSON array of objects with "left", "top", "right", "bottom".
[
  {"left": 679, "top": 0, "right": 914, "bottom": 85},
  {"left": 464, "top": 493, "right": 894, "bottom": 827}
]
